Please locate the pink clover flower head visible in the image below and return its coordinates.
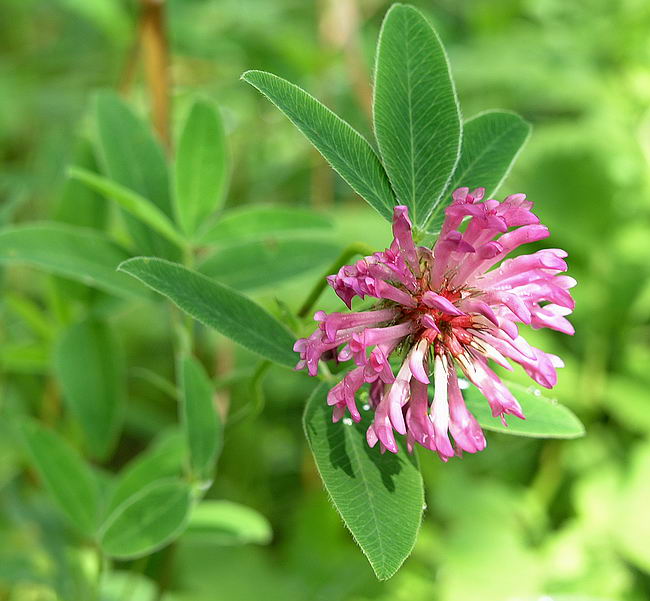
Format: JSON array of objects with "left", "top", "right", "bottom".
[{"left": 294, "top": 187, "right": 575, "bottom": 461}]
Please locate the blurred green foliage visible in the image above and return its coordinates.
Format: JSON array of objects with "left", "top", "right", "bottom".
[{"left": 2, "top": 0, "right": 650, "bottom": 600}]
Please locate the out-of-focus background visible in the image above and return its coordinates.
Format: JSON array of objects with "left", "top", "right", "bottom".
[{"left": 2, "top": 1, "right": 650, "bottom": 600}]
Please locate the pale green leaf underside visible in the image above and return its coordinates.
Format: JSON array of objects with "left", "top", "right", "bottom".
[
  {"left": 180, "top": 356, "right": 222, "bottom": 482},
  {"left": 118, "top": 257, "right": 296, "bottom": 368},
  {"left": 463, "top": 380, "right": 585, "bottom": 438},
  {"left": 428, "top": 110, "right": 531, "bottom": 231},
  {"left": 242, "top": 70, "right": 395, "bottom": 221},
  {"left": 107, "top": 430, "right": 185, "bottom": 515},
  {"left": 373, "top": 3, "right": 461, "bottom": 228},
  {"left": 198, "top": 238, "right": 339, "bottom": 291},
  {"left": 185, "top": 500, "right": 272, "bottom": 546},
  {"left": 54, "top": 319, "right": 125, "bottom": 461},
  {"left": 0, "top": 223, "right": 147, "bottom": 299},
  {"left": 100, "top": 479, "right": 192, "bottom": 559},
  {"left": 69, "top": 167, "right": 185, "bottom": 248},
  {"left": 94, "top": 91, "right": 178, "bottom": 259},
  {"left": 303, "top": 383, "right": 424, "bottom": 580},
  {"left": 19, "top": 419, "right": 99, "bottom": 536},
  {"left": 174, "top": 100, "right": 229, "bottom": 236}
]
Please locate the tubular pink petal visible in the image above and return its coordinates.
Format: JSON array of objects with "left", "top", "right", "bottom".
[
  {"left": 383, "top": 360, "right": 413, "bottom": 435},
  {"left": 392, "top": 205, "right": 420, "bottom": 275},
  {"left": 469, "top": 338, "right": 513, "bottom": 370},
  {"left": 462, "top": 355, "right": 525, "bottom": 421},
  {"left": 422, "top": 291, "right": 464, "bottom": 316},
  {"left": 332, "top": 404, "right": 346, "bottom": 422},
  {"left": 497, "top": 316, "right": 519, "bottom": 340},
  {"left": 372, "top": 409, "right": 399, "bottom": 453},
  {"left": 460, "top": 300, "right": 499, "bottom": 326},
  {"left": 421, "top": 314, "right": 441, "bottom": 332},
  {"left": 389, "top": 401, "right": 407, "bottom": 435},
  {"left": 319, "top": 308, "right": 399, "bottom": 342},
  {"left": 555, "top": 275, "right": 577, "bottom": 289},
  {"left": 476, "top": 240, "right": 503, "bottom": 259},
  {"left": 448, "top": 372, "right": 486, "bottom": 454},
  {"left": 406, "top": 378, "right": 436, "bottom": 451},
  {"left": 430, "top": 355, "right": 454, "bottom": 459},
  {"left": 408, "top": 339, "right": 430, "bottom": 384},
  {"left": 366, "top": 425, "right": 379, "bottom": 448}
]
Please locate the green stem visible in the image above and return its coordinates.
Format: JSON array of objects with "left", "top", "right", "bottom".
[
  {"left": 130, "top": 367, "right": 178, "bottom": 399},
  {"left": 170, "top": 243, "right": 196, "bottom": 362},
  {"left": 181, "top": 244, "right": 196, "bottom": 351},
  {"left": 297, "top": 242, "right": 374, "bottom": 318},
  {"left": 213, "top": 368, "right": 254, "bottom": 390},
  {"left": 228, "top": 360, "right": 271, "bottom": 424},
  {"left": 154, "top": 542, "right": 177, "bottom": 601},
  {"left": 250, "top": 361, "right": 271, "bottom": 416},
  {"left": 94, "top": 547, "right": 109, "bottom": 601}
]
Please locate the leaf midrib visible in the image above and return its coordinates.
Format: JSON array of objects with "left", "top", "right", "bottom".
[
  {"left": 405, "top": 14, "right": 417, "bottom": 224},
  {"left": 244, "top": 71, "right": 394, "bottom": 218},
  {"left": 101, "top": 481, "right": 187, "bottom": 549},
  {"left": 120, "top": 259, "right": 295, "bottom": 366},
  {"left": 343, "top": 426, "right": 389, "bottom": 576}
]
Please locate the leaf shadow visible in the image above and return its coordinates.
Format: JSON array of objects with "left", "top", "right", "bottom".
[
  {"left": 324, "top": 413, "right": 405, "bottom": 493},
  {"left": 361, "top": 434, "right": 402, "bottom": 493},
  {"left": 325, "top": 414, "right": 354, "bottom": 477}
]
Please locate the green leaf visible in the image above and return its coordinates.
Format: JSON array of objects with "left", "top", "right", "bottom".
[
  {"left": 446, "top": 110, "right": 531, "bottom": 197},
  {"left": 303, "top": 382, "right": 424, "bottom": 580},
  {"left": 4, "top": 293, "right": 53, "bottom": 340},
  {"left": 69, "top": 167, "right": 186, "bottom": 248},
  {"left": 185, "top": 500, "right": 272, "bottom": 546},
  {"left": 429, "top": 110, "right": 531, "bottom": 231},
  {"left": 118, "top": 257, "right": 296, "bottom": 367},
  {"left": 463, "top": 380, "right": 585, "bottom": 438},
  {"left": 18, "top": 419, "right": 99, "bottom": 536},
  {"left": 100, "top": 479, "right": 192, "bottom": 559},
  {"left": 53, "top": 318, "right": 125, "bottom": 461},
  {"left": 198, "top": 238, "right": 339, "bottom": 291},
  {"left": 55, "top": 137, "right": 108, "bottom": 231},
  {"left": 0, "top": 223, "right": 147, "bottom": 299},
  {"left": 198, "top": 205, "right": 333, "bottom": 245},
  {"left": 373, "top": 4, "right": 461, "bottom": 228},
  {"left": 174, "top": 100, "right": 229, "bottom": 236},
  {"left": 94, "top": 91, "right": 179, "bottom": 260},
  {"left": 242, "top": 70, "right": 395, "bottom": 221},
  {"left": 53, "top": 138, "right": 113, "bottom": 308},
  {"left": 180, "top": 356, "right": 222, "bottom": 483},
  {"left": 107, "top": 430, "right": 185, "bottom": 515}
]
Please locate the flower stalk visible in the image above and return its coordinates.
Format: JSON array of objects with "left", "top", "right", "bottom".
[{"left": 298, "top": 241, "right": 375, "bottom": 318}]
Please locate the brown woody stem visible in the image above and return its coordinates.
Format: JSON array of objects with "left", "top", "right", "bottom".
[{"left": 141, "top": 0, "right": 171, "bottom": 150}]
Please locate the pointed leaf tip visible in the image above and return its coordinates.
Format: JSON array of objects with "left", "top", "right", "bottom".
[
  {"left": 118, "top": 257, "right": 296, "bottom": 367},
  {"left": 373, "top": 2, "right": 461, "bottom": 228},
  {"left": 303, "top": 383, "right": 424, "bottom": 580},
  {"left": 242, "top": 70, "right": 395, "bottom": 221}
]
